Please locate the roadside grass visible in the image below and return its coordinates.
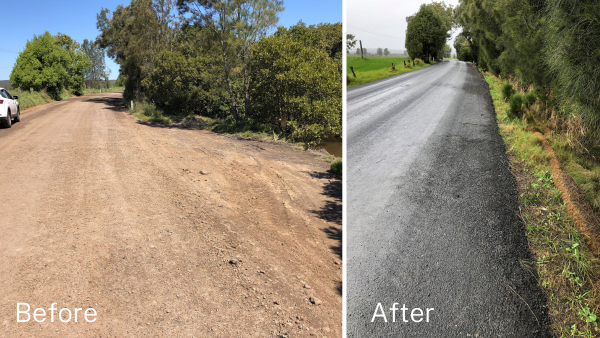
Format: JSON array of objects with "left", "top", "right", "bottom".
[
  {"left": 322, "top": 155, "right": 337, "bottom": 163},
  {"left": 346, "top": 56, "right": 429, "bottom": 88},
  {"left": 8, "top": 87, "right": 124, "bottom": 110},
  {"left": 130, "top": 102, "right": 172, "bottom": 124},
  {"left": 7, "top": 90, "right": 53, "bottom": 110},
  {"left": 330, "top": 159, "right": 342, "bottom": 176},
  {"left": 484, "top": 71, "right": 600, "bottom": 337}
]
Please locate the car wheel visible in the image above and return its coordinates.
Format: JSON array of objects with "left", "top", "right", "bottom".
[
  {"left": 4, "top": 110, "right": 11, "bottom": 128},
  {"left": 14, "top": 108, "right": 20, "bottom": 123}
]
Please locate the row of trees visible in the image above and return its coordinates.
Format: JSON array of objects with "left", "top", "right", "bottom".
[
  {"left": 353, "top": 47, "right": 390, "bottom": 56},
  {"left": 10, "top": 32, "right": 113, "bottom": 99},
  {"left": 405, "top": 2, "right": 453, "bottom": 62},
  {"left": 96, "top": 0, "right": 341, "bottom": 147},
  {"left": 455, "top": 0, "right": 600, "bottom": 152}
]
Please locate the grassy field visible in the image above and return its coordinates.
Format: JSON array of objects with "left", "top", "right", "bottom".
[
  {"left": 483, "top": 71, "right": 600, "bottom": 337},
  {"left": 346, "top": 55, "right": 429, "bottom": 88}
]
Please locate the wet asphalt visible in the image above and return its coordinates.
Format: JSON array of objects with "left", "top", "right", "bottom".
[{"left": 347, "top": 60, "right": 552, "bottom": 337}]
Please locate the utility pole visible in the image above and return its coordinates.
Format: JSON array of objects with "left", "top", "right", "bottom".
[{"left": 360, "top": 40, "right": 364, "bottom": 59}]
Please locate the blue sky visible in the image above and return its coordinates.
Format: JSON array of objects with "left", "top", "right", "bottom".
[{"left": 0, "top": 0, "right": 341, "bottom": 80}]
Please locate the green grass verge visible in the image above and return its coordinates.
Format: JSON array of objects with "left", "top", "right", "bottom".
[
  {"left": 484, "top": 71, "right": 600, "bottom": 337},
  {"left": 330, "top": 159, "right": 342, "bottom": 176},
  {"left": 346, "top": 56, "right": 429, "bottom": 88},
  {"left": 8, "top": 87, "right": 124, "bottom": 110}
]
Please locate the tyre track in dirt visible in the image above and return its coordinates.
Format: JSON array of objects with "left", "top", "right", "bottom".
[{"left": 0, "top": 92, "right": 341, "bottom": 337}]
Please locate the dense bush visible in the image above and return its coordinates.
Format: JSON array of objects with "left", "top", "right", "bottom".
[
  {"left": 142, "top": 50, "right": 229, "bottom": 117},
  {"left": 522, "top": 91, "right": 537, "bottom": 109},
  {"left": 502, "top": 83, "right": 515, "bottom": 101},
  {"left": 97, "top": 1, "right": 341, "bottom": 148},
  {"left": 509, "top": 93, "right": 523, "bottom": 118},
  {"left": 249, "top": 24, "right": 342, "bottom": 147},
  {"left": 457, "top": 0, "right": 600, "bottom": 152},
  {"left": 330, "top": 159, "right": 342, "bottom": 176}
]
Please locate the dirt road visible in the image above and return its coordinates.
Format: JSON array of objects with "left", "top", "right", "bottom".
[{"left": 0, "top": 92, "right": 341, "bottom": 337}]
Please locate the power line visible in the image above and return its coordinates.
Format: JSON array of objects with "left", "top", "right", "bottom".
[{"left": 347, "top": 25, "right": 404, "bottom": 39}]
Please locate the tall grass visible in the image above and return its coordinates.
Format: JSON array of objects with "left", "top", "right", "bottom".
[
  {"left": 129, "top": 101, "right": 172, "bottom": 123},
  {"left": 7, "top": 90, "right": 53, "bottom": 110}
]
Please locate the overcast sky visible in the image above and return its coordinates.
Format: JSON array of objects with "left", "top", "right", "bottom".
[{"left": 347, "top": 0, "right": 462, "bottom": 53}]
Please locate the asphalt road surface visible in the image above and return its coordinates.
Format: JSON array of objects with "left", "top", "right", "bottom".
[{"left": 347, "top": 60, "right": 552, "bottom": 337}]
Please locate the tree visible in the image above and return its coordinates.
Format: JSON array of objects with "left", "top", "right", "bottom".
[
  {"left": 82, "top": 39, "right": 111, "bottom": 89},
  {"left": 443, "top": 44, "right": 451, "bottom": 58},
  {"left": 177, "top": 0, "right": 284, "bottom": 121},
  {"left": 362, "top": 47, "right": 367, "bottom": 55},
  {"left": 376, "top": 47, "right": 383, "bottom": 56},
  {"left": 453, "top": 34, "right": 472, "bottom": 62},
  {"left": 97, "top": 0, "right": 178, "bottom": 102},
  {"left": 250, "top": 23, "right": 341, "bottom": 147},
  {"left": 10, "top": 31, "right": 91, "bottom": 98},
  {"left": 383, "top": 48, "right": 390, "bottom": 56},
  {"left": 355, "top": 48, "right": 360, "bottom": 55},
  {"left": 405, "top": 3, "right": 451, "bottom": 62},
  {"left": 544, "top": 0, "right": 600, "bottom": 147},
  {"left": 346, "top": 34, "right": 356, "bottom": 51}
]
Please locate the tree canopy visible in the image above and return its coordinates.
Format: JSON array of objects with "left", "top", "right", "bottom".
[
  {"left": 455, "top": 0, "right": 600, "bottom": 152},
  {"left": 250, "top": 23, "right": 342, "bottom": 147},
  {"left": 10, "top": 31, "right": 91, "bottom": 98},
  {"left": 405, "top": 3, "right": 452, "bottom": 62},
  {"left": 82, "top": 39, "right": 111, "bottom": 89},
  {"left": 96, "top": 0, "right": 341, "bottom": 147}
]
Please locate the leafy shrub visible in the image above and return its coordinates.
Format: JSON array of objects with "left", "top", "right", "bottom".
[
  {"left": 510, "top": 93, "right": 523, "bottom": 118},
  {"left": 502, "top": 83, "right": 515, "bottom": 101},
  {"left": 250, "top": 29, "right": 341, "bottom": 148},
  {"left": 330, "top": 159, "right": 342, "bottom": 176},
  {"left": 414, "top": 58, "right": 424, "bottom": 66},
  {"left": 143, "top": 50, "right": 229, "bottom": 117},
  {"left": 523, "top": 91, "right": 537, "bottom": 108},
  {"left": 130, "top": 101, "right": 171, "bottom": 123}
]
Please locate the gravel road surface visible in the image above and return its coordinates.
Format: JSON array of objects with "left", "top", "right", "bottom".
[
  {"left": 0, "top": 92, "right": 341, "bottom": 336},
  {"left": 347, "top": 60, "right": 552, "bottom": 337}
]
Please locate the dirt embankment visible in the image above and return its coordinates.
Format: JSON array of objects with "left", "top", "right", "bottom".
[
  {"left": 534, "top": 127, "right": 600, "bottom": 256},
  {"left": 0, "top": 92, "right": 342, "bottom": 337}
]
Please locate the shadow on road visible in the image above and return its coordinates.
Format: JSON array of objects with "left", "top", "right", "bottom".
[
  {"left": 304, "top": 171, "right": 342, "bottom": 263},
  {"left": 85, "top": 96, "right": 126, "bottom": 112}
]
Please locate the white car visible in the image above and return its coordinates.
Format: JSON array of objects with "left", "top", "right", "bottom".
[{"left": 0, "top": 88, "right": 20, "bottom": 128}]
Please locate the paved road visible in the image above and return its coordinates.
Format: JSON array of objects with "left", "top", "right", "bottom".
[{"left": 347, "top": 60, "right": 552, "bottom": 337}]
